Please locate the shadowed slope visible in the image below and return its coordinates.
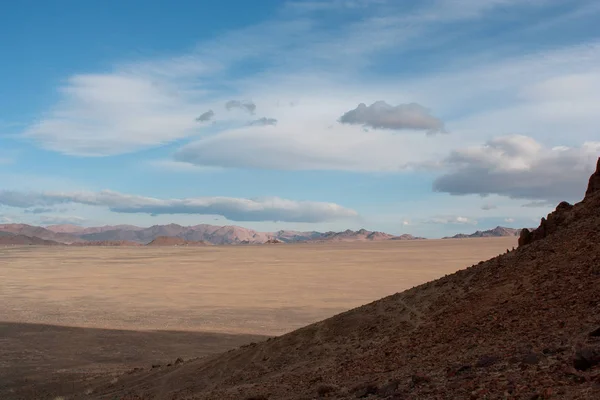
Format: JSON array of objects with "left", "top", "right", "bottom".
[
  {"left": 0, "top": 322, "right": 266, "bottom": 400},
  {"left": 78, "top": 158, "right": 600, "bottom": 399}
]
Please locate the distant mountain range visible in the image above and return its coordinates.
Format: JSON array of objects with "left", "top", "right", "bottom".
[
  {"left": 0, "top": 223, "right": 424, "bottom": 246},
  {"left": 443, "top": 226, "right": 525, "bottom": 239}
]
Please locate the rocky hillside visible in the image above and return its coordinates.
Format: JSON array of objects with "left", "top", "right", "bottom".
[
  {"left": 0, "top": 233, "right": 62, "bottom": 246},
  {"left": 74, "top": 158, "right": 600, "bottom": 399},
  {"left": 0, "top": 224, "right": 83, "bottom": 244},
  {"left": 444, "top": 226, "right": 523, "bottom": 239}
]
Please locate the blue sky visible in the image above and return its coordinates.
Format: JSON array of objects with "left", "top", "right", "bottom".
[{"left": 1, "top": 0, "right": 599, "bottom": 238}]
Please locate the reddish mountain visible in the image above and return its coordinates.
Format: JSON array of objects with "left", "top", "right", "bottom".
[
  {"left": 0, "top": 233, "right": 62, "bottom": 246},
  {"left": 46, "top": 224, "right": 143, "bottom": 234},
  {"left": 54, "top": 224, "right": 419, "bottom": 245},
  {"left": 0, "top": 224, "right": 83, "bottom": 244},
  {"left": 444, "top": 226, "right": 523, "bottom": 239},
  {"left": 146, "top": 236, "right": 208, "bottom": 246},
  {"left": 70, "top": 240, "right": 142, "bottom": 247}
]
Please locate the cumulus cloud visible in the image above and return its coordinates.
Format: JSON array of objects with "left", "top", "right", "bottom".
[
  {"left": 225, "top": 100, "right": 256, "bottom": 114},
  {"left": 504, "top": 217, "right": 515, "bottom": 223},
  {"left": 196, "top": 110, "right": 215, "bottom": 122},
  {"left": 0, "top": 190, "right": 358, "bottom": 223},
  {"left": 248, "top": 117, "right": 278, "bottom": 126},
  {"left": 433, "top": 135, "right": 600, "bottom": 202},
  {"left": 427, "top": 216, "right": 477, "bottom": 225},
  {"left": 339, "top": 101, "right": 445, "bottom": 134}
]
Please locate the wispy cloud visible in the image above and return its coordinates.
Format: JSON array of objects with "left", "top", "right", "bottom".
[
  {"left": 0, "top": 190, "right": 358, "bottom": 223},
  {"left": 427, "top": 215, "right": 478, "bottom": 225}
]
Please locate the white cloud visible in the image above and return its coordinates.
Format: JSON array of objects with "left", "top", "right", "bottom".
[
  {"left": 433, "top": 135, "right": 600, "bottom": 202},
  {"left": 504, "top": 217, "right": 515, "bottom": 223},
  {"left": 0, "top": 190, "right": 358, "bottom": 223},
  {"left": 427, "top": 215, "right": 478, "bottom": 225},
  {"left": 18, "top": 0, "right": 583, "bottom": 160}
]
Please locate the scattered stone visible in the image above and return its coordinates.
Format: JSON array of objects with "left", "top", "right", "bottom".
[
  {"left": 522, "top": 353, "right": 542, "bottom": 365},
  {"left": 316, "top": 383, "right": 339, "bottom": 397},
  {"left": 351, "top": 383, "right": 378, "bottom": 398},
  {"left": 590, "top": 327, "right": 600, "bottom": 337},
  {"left": 377, "top": 380, "right": 400, "bottom": 397},
  {"left": 151, "top": 364, "right": 161, "bottom": 369},
  {"left": 476, "top": 355, "right": 500, "bottom": 368},
  {"left": 564, "top": 366, "right": 587, "bottom": 383},
  {"left": 175, "top": 357, "right": 184, "bottom": 365},
  {"left": 411, "top": 373, "right": 431, "bottom": 386},
  {"left": 573, "top": 347, "right": 600, "bottom": 371}
]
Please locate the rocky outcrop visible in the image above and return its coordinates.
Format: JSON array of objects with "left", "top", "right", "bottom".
[
  {"left": 585, "top": 157, "right": 600, "bottom": 197},
  {"left": 519, "top": 157, "right": 600, "bottom": 248}
]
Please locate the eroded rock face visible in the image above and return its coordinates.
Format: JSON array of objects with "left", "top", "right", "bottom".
[
  {"left": 585, "top": 158, "right": 600, "bottom": 198},
  {"left": 518, "top": 228, "right": 532, "bottom": 247},
  {"left": 518, "top": 157, "right": 599, "bottom": 248}
]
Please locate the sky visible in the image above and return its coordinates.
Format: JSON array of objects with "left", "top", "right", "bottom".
[{"left": 1, "top": 0, "right": 599, "bottom": 238}]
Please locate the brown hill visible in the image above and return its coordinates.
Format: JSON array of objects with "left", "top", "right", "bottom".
[
  {"left": 308, "top": 229, "right": 423, "bottom": 243},
  {"left": 444, "top": 226, "right": 523, "bottom": 239},
  {"left": 12, "top": 222, "right": 421, "bottom": 245},
  {"left": 81, "top": 158, "right": 600, "bottom": 399},
  {"left": 146, "top": 236, "right": 208, "bottom": 246},
  {"left": 0, "top": 224, "right": 83, "bottom": 244},
  {"left": 0, "top": 234, "right": 62, "bottom": 246},
  {"left": 46, "top": 224, "right": 143, "bottom": 234},
  {"left": 69, "top": 240, "right": 142, "bottom": 247}
]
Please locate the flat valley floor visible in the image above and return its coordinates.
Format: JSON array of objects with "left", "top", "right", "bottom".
[{"left": 0, "top": 238, "right": 516, "bottom": 397}]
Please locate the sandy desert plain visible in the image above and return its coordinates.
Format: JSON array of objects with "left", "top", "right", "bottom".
[{"left": 0, "top": 237, "right": 517, "bottom": 397}]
